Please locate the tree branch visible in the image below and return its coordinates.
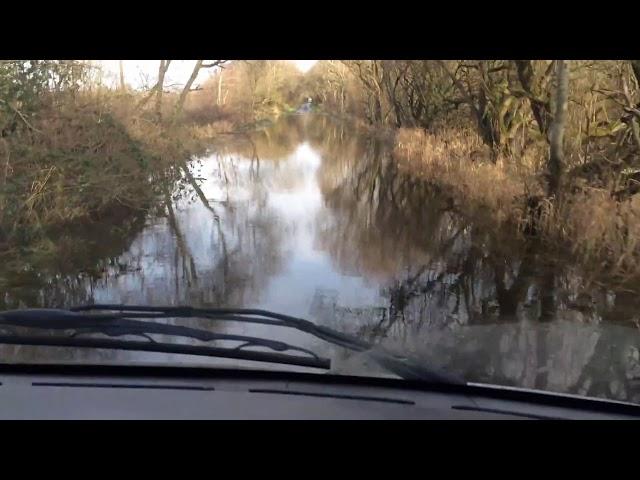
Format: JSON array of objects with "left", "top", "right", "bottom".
[
  {"left": 201, "top": 61, "right": 227, "bottom": 69},
  {"left": 0, "top": 99, "right": 42, "bottom": 134}
]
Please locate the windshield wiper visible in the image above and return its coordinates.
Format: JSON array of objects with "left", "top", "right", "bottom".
[
  {"left": 0, "top": 334, "right": 329, "bottom": 369},
  {"left": 0, "top": 305, "right": 464, "bottom": 384},
  {"left": 0, "top": 308, "right": 327, "bottom": 369},
  {"left": 0, "top": 309, "right": 320, "bottom": 358}
]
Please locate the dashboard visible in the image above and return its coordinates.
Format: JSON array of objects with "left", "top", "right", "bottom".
[{"left": 0, "top": 364, "right": 638, "bottom": 419}]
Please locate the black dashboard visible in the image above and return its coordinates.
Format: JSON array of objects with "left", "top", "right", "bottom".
[{"left": 0, "top": 364, "right": 638, "bottom": 419}]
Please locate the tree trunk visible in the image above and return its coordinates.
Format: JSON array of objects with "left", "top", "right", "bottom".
[
  {"left": 372, "top": 61, "right": 386, "bottom": 124},
  {"left": 630, "top": 60, "right": 640, "bottom": 87},
  {"left": 217, "top": 71, "right": 223, "bottom": 105},
  {"left": 547, "top": 60, "right": 569, "bottom": 197},
  {"left": 439, "top": 60, "right": 498, "bottom": 155},
  {"left": 119, "top": 61, "right": 126, "bottom": 90},
  {"left": 514, "top": 60, "right": 552, "bottom": 137},
  {"left": 173, "top": 60, "right": 204, "bottom": 122},
  {"left": 155, "top": 60, "right": 171, "bottom": 123},
  {"left": 373, "top": 96, "right": 382, "bottom": 123},
  {"left": 476, "top": 87, "right": 500, "bottom": 153}
]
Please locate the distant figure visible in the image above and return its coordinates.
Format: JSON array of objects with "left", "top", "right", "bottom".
[{"left": 297, "top": 97, "right": 313, "bottom": 114}]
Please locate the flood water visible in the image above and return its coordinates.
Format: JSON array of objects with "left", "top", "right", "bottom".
[{"left": 2, "top": 115, "right": 640, "bottom": 403}]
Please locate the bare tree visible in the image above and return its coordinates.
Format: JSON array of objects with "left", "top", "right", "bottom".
[
  {"left": 155, "top": 60, "right": 171, "bottom": 122},
  {"left": 173, "top": 60, "right": 204, "bottom": 121},
  {"left": 217, "top": 70, "right": 224, "bottom": 105},
  {"left": 342, "top": 61, "right": 386, "bottom": 124},
  {"left": 136, "top": 60, "right": 171, "bottom": 117},
  {"left": 624, "top": 61, "right": 640, "bottom": 153},
  {"left": 631, "top": 60, "right": 640, "bottom": 87},
  {"left": 547, "top": 60, "right": 569, "bottom": 197},
  {"left": 173, "top": 60, "right": 226, "bottom": 122},
  {"left": 119, "top": 60, "right": 126, "bottom": 90},
  {"left": 513, "top": 60, "right": 554, "bottom": 137}
]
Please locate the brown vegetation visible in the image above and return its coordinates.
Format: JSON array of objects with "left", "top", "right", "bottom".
[
  {"left": 301, "top": 60, "right": 640, "bottom": 280},
  {"left": 0, "top": 61, "right": 243, "bottom": 254}
]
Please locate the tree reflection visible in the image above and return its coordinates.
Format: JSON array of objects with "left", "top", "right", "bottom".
[{"left": 310, "top": 116, "right": 640, "bottom": 402}]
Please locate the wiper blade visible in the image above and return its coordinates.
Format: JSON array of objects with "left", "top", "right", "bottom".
[
  {"left": 0, "top": 305, "right": 464, "bottom": 384},
  {"left": 0, "top": 309, "right": 320, "bottom": 359},
  {"left": 0, "top": 335, "right": 329, "bottom": 370},
  {"left": 0, "top": 309, "right": 327, "bottom": 369},
  {"left": 80, "top": 304, "right": 463, "bottom": 384}
]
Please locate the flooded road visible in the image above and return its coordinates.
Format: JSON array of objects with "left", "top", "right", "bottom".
[{"left": 2, "top": 115, "right": 640, "bottom": 403}]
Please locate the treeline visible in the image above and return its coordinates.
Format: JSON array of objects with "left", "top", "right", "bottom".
[
  {"left": 304, "top": 61, "right": 640, "bottom": 195},
  {"left": 298, "top": 60, "right": 640, "bottom": 279},
  {"left": 194, "top": 60, "right": 303, "bottom": 124}
]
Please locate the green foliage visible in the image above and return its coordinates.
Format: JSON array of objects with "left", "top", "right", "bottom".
[
  {"left": 0, "top": 60, "right": 92, "bottom": 139},
  {"left": 0, "top": 60, "right": 89, "bottom": 108}
]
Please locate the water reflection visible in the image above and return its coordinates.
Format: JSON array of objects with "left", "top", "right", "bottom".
[{"left": 2, "top": 115, "right": 640, "bottom": 403}]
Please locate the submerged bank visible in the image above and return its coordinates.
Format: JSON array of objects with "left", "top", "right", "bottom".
[
  {"left": 0, "top": 89, "right": 276, "bottom": 258},
  {"left": 391, "top": 126, "right": 640, "bottom": 285}
]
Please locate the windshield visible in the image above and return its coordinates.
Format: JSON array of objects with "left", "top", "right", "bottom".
[{"left": 2, "top": 60, "right": 640, "bottom": 406}]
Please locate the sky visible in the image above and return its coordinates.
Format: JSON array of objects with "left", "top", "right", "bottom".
[
  {"left": 292, "top": 60, "right": 317, "bottom": 73},
  {"left": 99, "top": 60, "right": 318, "bottom": 90}
]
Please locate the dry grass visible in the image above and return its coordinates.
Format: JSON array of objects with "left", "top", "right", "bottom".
[
  {"left": 553, "top": 190, "right": 640, "bottom": 280},
  {"left": 393, "top": 127, "right": 640, "bottom": 281},
  {"left": 394, "top": 127, "right": 535, "bottom": 226},
  {"left": 0, "top": 89, "right": 242, "bottom": 248}
]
